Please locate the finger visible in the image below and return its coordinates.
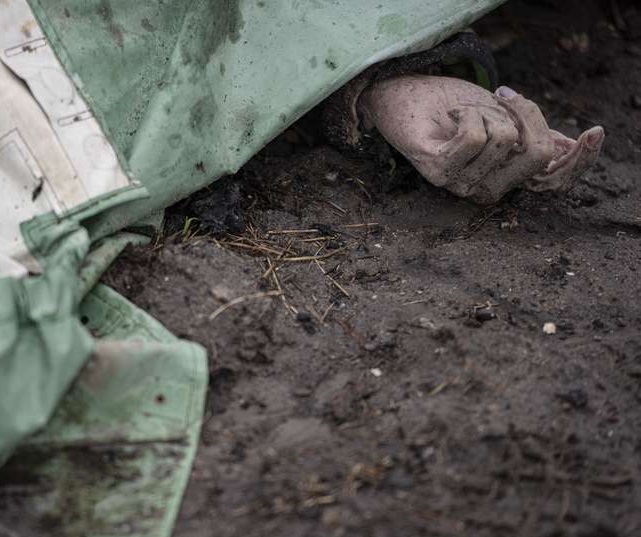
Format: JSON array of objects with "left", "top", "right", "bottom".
[
  {"left": 396, "top": 104, "right": 491, "bottom": 193},
  {"left": 467, "top": 94, "right": 557, "bottom": 203},
  {"left": 496, "top": 94, "right": 555, "bottom": 165},
  {"left": 411, "top": 104, "right": 520, "bottom": 195},
  {"left": 457, "top": 106, "right": 520, "bottom": 191},
  {"left": 526, "top": 126, "right": 605, "bottom": 192},
  {"left": 495, "top": 86, "right": 518, "bottom": 99},
  {"left": 496, "top": 88, "right": 547, "bottom": 137},
  {"left": 548, "top": 129, "right": 577, "bottom": 159},
  {"left": 424, "top": 105, "right": 488, "bottom": 192}
]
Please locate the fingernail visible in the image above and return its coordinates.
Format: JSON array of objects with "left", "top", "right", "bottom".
[
  {"left": 495, "top": 86, "right": 518, "bottom": 100},
  {"left": 585, "top": 126, "right": 604, "bottom": 150}
]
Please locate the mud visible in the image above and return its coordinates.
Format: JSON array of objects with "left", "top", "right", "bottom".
[{"left": 104, "top": 1, "right": 641, "bottom": 536}]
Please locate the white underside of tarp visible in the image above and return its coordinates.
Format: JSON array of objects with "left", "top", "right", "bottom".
[{"left": 0, "top": 0, "right": 131, "bottom": 277}]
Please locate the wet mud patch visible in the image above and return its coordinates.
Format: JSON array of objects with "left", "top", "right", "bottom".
[
  {"left": 180, "top": 0, "right": 244, "bottom": 68},
  {"left": 0, "top": 444, "right": 186, "bottom": 537},
  {"left": 97, "top": 0, "right": 124, "bottom": 48}
]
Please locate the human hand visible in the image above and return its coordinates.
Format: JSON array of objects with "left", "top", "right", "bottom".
[{"left": 358, "top": 76, "right": 604, "bottom": 204}]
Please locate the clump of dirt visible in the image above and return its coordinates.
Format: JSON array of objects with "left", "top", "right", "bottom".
[{"left": 102, "top": 1, "right": 641, "bottom": 536}]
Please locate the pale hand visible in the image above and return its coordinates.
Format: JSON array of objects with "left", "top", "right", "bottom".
[{"left": 358, "top": 76, "right": 605, "bottom": 204}]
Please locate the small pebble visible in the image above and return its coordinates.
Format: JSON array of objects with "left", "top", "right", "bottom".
[
  {"left": 211, "top": 285, "right": 233, "bottom": 303},
  {"left": 475, "top": 307, "right": 496, "bottom": 322},
  {"left": 418, "top": 317, "right": 436, "bottom": 329},
  {"left": 296, "top": 311, "right": 316, "bottom": 334},
  {"left": 543, "top": 322, "right": 557, "bottom": 335},
  {"left": 296, "top": 311, "right": 313, "bottom": 322},
  {"left": 370, "top": 368, "right": 382, "bottom": 377},
  {"left": 555, "top": 388, "right": 588, "bottom": 409}
]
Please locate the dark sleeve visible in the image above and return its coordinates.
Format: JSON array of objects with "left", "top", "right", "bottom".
[{"left": 322, "top": 31, "right": 497, "bottom": 153}]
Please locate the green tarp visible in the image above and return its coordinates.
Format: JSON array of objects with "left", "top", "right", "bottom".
[{"left": 30, "top": 0, "right": 506, "bottom": 240}]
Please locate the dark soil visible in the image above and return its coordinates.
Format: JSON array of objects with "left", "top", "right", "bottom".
[{"left": 102, "top": 1, "right": 641, "bottom": 536}]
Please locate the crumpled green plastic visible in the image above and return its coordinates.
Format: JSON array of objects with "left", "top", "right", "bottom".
[
  {"left": 1, "top": 283, "right": 208, "bottom": 537},
  {"left": 0, "top": 222, "right": 93, "bottom": 466}
]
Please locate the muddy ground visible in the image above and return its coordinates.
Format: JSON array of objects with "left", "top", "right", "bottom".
[{"left": 104, "top": 1, "right": 641, "bottom": 536}]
